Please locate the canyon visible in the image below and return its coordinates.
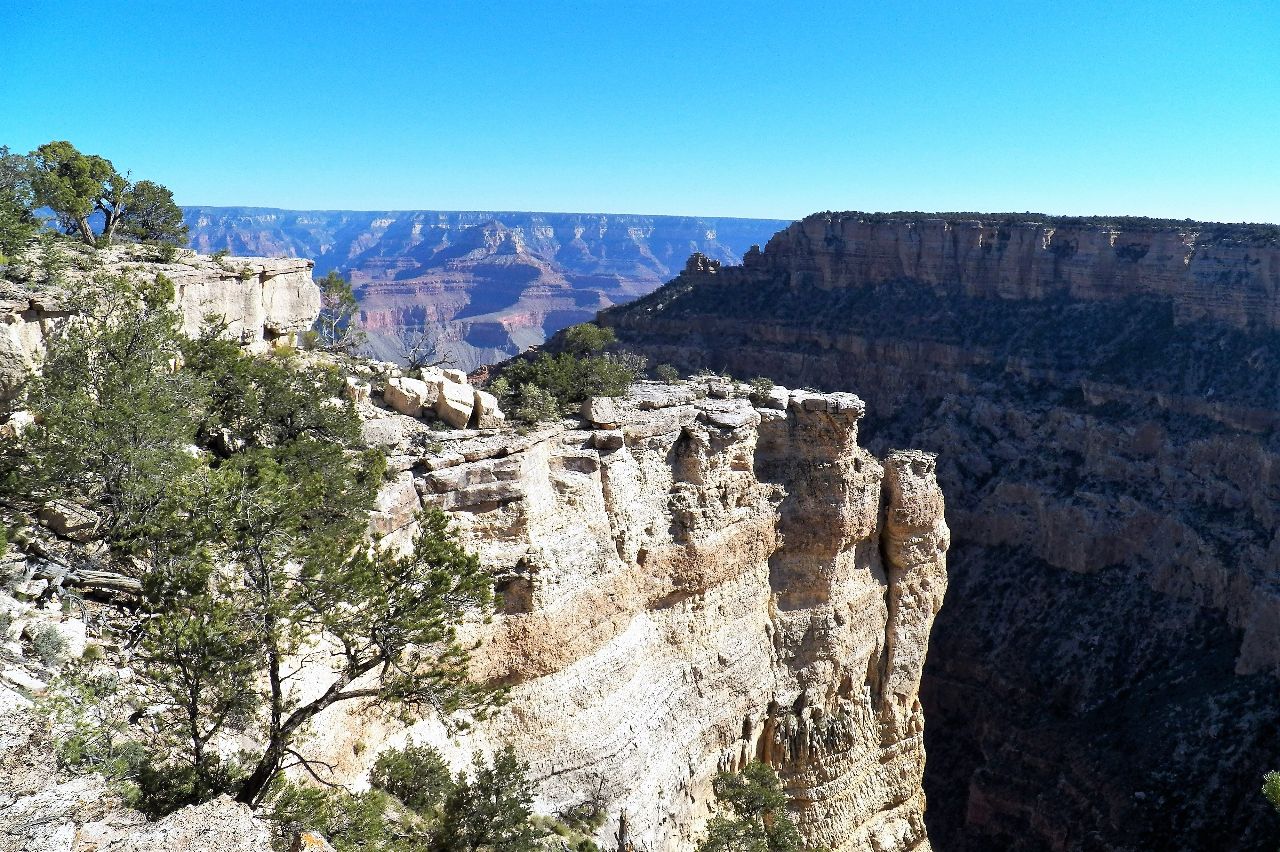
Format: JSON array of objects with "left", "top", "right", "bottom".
[
  {"left": 0, "top": 247, "right": 949, "bottom": 852},
  {"left": 183, "top": 208, "right": 787, "bottom": 370},
  {"left": 601, "top": 212, "right": 1280, "bottom": 851}
]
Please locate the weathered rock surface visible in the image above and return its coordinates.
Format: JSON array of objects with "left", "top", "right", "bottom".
[
  {"left": 316, "top": 379, "right": 947, "bottom": 852},
  {"left": 0, "top": 244, "right": 321, "bottom": 403},
  {"left": 602, "top": 212, "right": 1280, "bottom": 851}
]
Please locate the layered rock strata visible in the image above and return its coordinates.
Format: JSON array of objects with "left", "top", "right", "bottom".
[
  {"left": 184, "top": 207, "right": 789, "bottom": 369},
  {"left": 0, "top": 246, "right": 319, "bottom": 399},
  {"left": 600, "top": 212, "right": 1280, "bottom": 850},
  {"left": 338, "top": 377, "right": 948, "bottom": 852}
]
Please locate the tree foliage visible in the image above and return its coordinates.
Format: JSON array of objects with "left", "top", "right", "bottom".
[
  {"left": 314, "top": 270, "right": 366, "bottom": 353},
  {"left": 121, "top": 180, "right": 189, "bottom": 246},
  {"left": 491, "top": 323, "right": 645, "bottom": 423},
  {"left": 0, "top": 145, "right": 37, "bottom": 261},
  {"left": 6, "top": 271, "right": 495, "bottom": 814},
  {"left": 1264, "top": 770, "right": 1280, "bottom": 814},
  {"left": 28, "top": 140, "right": 186, "bottom": 247},
  {"left": 430, "top": 747, "right": 543, "bottom": 852},
  {"left": 697, "top": 762, "right": 802, "bottom": 852}
]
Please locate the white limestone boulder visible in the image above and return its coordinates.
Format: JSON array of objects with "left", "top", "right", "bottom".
[{"left": 434, "top": 379, "right": 475, "bottom": 428}]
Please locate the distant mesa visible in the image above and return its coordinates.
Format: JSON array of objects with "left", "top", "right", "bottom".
[{"left": 183, "top": 207, "right": 789, "bottom": 370}]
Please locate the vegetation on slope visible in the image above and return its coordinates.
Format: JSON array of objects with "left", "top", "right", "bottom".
[
  {"left": 3, "top": 269, "right": 495, "bottom": 814},
  {"left": 489, "top": 323, "right": 645, "bottom": 423},
  {"left": 697, "top": 762, "right": 802, "bottom": 852}
]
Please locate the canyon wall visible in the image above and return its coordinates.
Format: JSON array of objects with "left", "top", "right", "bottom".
[
  {"left": 323, "top": 378, "right": 949, "bottom": 852},
  {"left": 601, "top": 213, "right": 1280, "bottom": 850},
  {"left": 184, "top": 208, "right": 787, "bottom": 369},
  {"left": 0, "top": 246, "right": 318, "bottom": 398}
]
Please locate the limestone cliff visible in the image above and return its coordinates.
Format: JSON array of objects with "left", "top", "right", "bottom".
[
  {"left": 318, "top": 377, "right": 949, "bottom": 852},
  {"left": 0, "top": 245, "right": 319, "bottom": 399},
  {"left": 601, "top": 212, "right": 1280, "bottom": 850}
]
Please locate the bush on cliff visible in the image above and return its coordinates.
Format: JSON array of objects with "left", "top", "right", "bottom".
[
  {"left": 697, "top": 761, "right": 802, "bottom": 852},
  {"left": 266, "top": 744, "right": 548, "bottom": 852},
  {"left": 5, "top": 270, "right": 496, "bottom": 814},
  {"left": 1265, "top": 771, "right": 1280, "bottom": 814},
  {"left": 490, "top": 323, "right": 645, "bottom": 423}
]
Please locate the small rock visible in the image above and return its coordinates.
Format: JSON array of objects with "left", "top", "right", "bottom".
[
  {"left": 582, "top": 396, "right": 620, "bottom": 428},
  {"left": 38, "top": 500, "right": 99, "bottom": 542},
  {"left": 292, "top": 830, "right": 338, "bottom": 852}
]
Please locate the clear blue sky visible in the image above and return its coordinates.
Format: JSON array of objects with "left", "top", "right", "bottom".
[{"left": 6, "top": 1, "right": 1278, "bottom": 223}]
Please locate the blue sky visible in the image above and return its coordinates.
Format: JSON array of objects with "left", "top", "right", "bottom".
[{"left": 6, "top": 1, "right": 1278, "bottom": 222}]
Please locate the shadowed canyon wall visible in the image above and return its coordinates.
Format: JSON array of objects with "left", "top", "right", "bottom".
[{"left": 601, "top": 212, "right": 1280, "bottom": 851}]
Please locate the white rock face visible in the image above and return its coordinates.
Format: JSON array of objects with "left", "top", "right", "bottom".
[
  {"left": 0, "top": 247, "right": 322, "bottom": 400},
  {"left": 312, "top": 381, "right": 948, "bottom": 852}
]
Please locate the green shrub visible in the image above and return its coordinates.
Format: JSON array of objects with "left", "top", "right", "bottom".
[
  {"left": 748, "top": 377, "right": 774, "bottom": 398},
  {"left": 30, "top": 622, "right": 67, "bottom": 666},
  {"left": 268, "top": 781, "right": 428, "bottom": 852},
  {"left": 654, "top": 363, "right": 681, "bottom": 383},
  {"left": 493, "top": 324, "right": 645, "bottom": 424},
  {"left": 1264, "top": 770, "right": 1280, "bottom": 814},
  {"left": 697, "top": 762, "right": 801, "bottom": 852},
  {"left": 433, "top": 746, "right": 544, "bottom": 852},
  {"left": 370, "top": 743, "right": 453, "bottom": 815}
]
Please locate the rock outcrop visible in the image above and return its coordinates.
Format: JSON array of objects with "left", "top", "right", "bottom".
[
  {"left": 0, "top": 245, "right": 320, "bottom": 401},
  {"left": 320, "top": 377, "right": 948, "bottom": 852},
  {"left": 601, "top": 212, "right": 1280, "bottom": 850}
]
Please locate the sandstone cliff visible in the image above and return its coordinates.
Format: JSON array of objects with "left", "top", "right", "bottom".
[
  {"left": 602, "top": 212, "right": 1280, "bottom": 850},
  {"left": 316, "top": 377, "right": 949, "bottom": 852},
  {"left": 184, "top": 208, "right": 788, "bottom": 370},
  {"left": 0, "top": 367, "right": 949, "bottom": 852},
  {"left": 0, "top": 245, "right": 319, "bottom": 399}
]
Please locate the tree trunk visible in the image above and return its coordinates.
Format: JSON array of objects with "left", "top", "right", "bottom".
[
  {"left": 236, "top": 742, "right": 283, "bottom": 807},
  {"left": 76, "top": 216, "right": 96, "bottom": 247}
]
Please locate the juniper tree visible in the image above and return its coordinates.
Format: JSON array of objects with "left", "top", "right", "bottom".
[
  {"left": 314, "top": 270, "right": 365, "bottom": 353},
  {"left": 7, "top": 272, "right": 496, "bottom": 813},
  {"left": 29, "top": 140, "right": 186, "bottom": 248},
  {"left": 697, "top": 762, "right": 802, "bottom": 852}
]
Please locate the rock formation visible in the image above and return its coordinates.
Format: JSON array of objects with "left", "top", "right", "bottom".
[
  {"left": 0, "top": 245, "right": 320, "bottom": 400},
  {"left": 601, "top": 212, "right": 1280, "bottom": 850},
  {"left": 306, "top": 376, "right": 947, "bottom": 852},
  {"left": 183, "top": 208, "right": 789, "bottom": 369}
]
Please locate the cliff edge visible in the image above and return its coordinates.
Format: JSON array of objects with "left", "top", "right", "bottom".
[{"left": 601, "top": 212, "right": 1280, "bottom": 850}]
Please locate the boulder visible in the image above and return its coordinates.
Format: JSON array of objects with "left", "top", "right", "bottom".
[
  {"left": 38, "top": 500, "right": 99, "bottom": 542},
  {"left": 442, "top": 368, "right": 470, "bottom": 385},
  {"left": 102, "top": 794, "right": 272, "bottom": 851},
  {"left": 383, "top": 377, "right": 439, "bottom": 418},
  {"left": 581, "top": 396, "right": 620, "bottom": 428},
  {"left": 434, "top": 379, "right": 475, "bottom": 428},
  {"left": 0, "top": 410, "right": 35, "bottom": 439},
  {"left": 360, "top": 416, "right": 407, "bottom": 450},
  {"left": 343, "top": 375, "right": 371, "bottom": 404},
  {"left": 472, "top": 389, "right": 505, "bottom": 429}
]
